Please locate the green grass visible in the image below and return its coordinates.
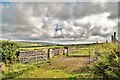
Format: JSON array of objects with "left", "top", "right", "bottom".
[
  {"left": 18, "top": 68, "right": 72, "bottom": 78},
  {"left": 16, "top": 57, "right": 90, "bottom": 78},
  {"left": 4, "top": 62, "right": 72, "bottom": 78},
  {"left": 17, "top": 42, "right": 41, "bottom": 48},
  {"left": 0, "top": 40, "right": 8, "bottom": 43},
  {"left": 18, "top": 68, "right": 90, "bottom": 78},
  {"left": 68, "top": 42, "right": 118, "bottom": 57},
  {"left": 0, "top": 40, "right": 64, "bottom": 50},
  {"left": 2, "top": 41, "right": 119, "bottom": 79},
  {"left": 18, "top": 46, "right": 64, "bottom": 50},
  {"left": 3, "top": 55, "right": 91, "bottom": 78},
  {"left": 0, "top": 40, "right": 41, "bottom": 48},
  {"left": 94, "top": 42, "right": 118, "bottom": 52},
  {"left": 68, "top": 48, "right": 93, "bottom": 57},
  {"left": 3, "top": 63, "right": 33, "bottom": 78}
]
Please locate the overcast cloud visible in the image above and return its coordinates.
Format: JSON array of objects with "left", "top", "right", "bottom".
[{"left": 1, "top": 1, "right": 118, "bottom": 42}]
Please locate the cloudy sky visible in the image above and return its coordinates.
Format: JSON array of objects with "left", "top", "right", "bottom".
[{"left": 1, "top": 1, "right": 119, "bottom": 42}]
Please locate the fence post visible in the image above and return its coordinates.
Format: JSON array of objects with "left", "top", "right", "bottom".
[
  {"left": 47, "top": 49, "right": 50, "bottom": 60},
  {"left": 36, "top": 51, "right": 37, "bottom": 63},
  {"left": 63, "top": 47, "right": 68, "bottom": 56},
  {"left": 89, "top": 51, "right": 90, "bottom": 64}
]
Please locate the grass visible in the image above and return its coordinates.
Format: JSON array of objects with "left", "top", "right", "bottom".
[
  {"left": 68, "top": 42, "right": 118, "bottom": 57},
  {"left": 2, "top": 41, "right": 119, "bottom": 79},
  {"left": 4, "top": 62, "right": 71, "bottom": 78},
  {"left": 0, "top": 40, "right": 41, "bottom": 47},
  {"left": 16, "top": 42, "right": 119, "bottom": 78},
  {"left": 18, "top": 68, "right": 72, "bottom": 78},
  {"left": 4, "top": 56, "right": 90, "bottom": 78},
  {"left": 18, "top": 68, "right": 90, "bottom": 78},
  {"left": 94, "top": 42, "right": 118, "bottom": 52},
  {"left": 4, "top": 63, "right": 37, "bottom": 78},
  {"left": 68, "top": 48, "right": 93, "bottom": 57},
  {"left": 17, "top": 42, "right": 41, "bottom": 48},
  {"left": 18, "top": 46, "right": 64, "bottom": 50}
]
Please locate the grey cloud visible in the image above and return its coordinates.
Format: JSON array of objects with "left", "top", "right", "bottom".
[
  {"left": 1, "top": 2, "right": 118, "bottom": 41},
  {"left": 2, "top": 3, "right": 29, "bottom": 25}
]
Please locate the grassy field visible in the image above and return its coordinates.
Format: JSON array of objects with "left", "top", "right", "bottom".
[
  {"left": 68, "top": 42, "right": 118, "bottom": 57},
  {"left": 18, "top": 46, "right": 64, "bottom": 50},
  {"left": 0, "top": 40, "right": 41, "bottom": 48},
  {"left": 94, "top": 42, "right": 119, "bottom": 52},
  {"left": 68, "top": 48, "right": 93, "bottom": 57},
  {"left": 3, "top": 56, "right": 90, "bottom": 78},
  {"left": 18, "top": 68, "right": 72, "bottom": 78},
  {"left": 16, "top": 56, "right": 90, "bottom": 78},
  {"left": 1, "top": 40, "right": 119, "bottom": 79},
  {"left": 17, "top": 42, "right": 41, "bottom": 48},
  {"left": 0, "top": 40, "right": 64, "bottom": 50}
]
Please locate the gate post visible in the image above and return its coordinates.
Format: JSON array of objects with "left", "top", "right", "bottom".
[
  {"left": 47, "top": 49, "right": 50, "bottom": 60},
  {"left": 89, "top": 51, "right": 90, "bottom": 64},
  {"left": 63, "top": 47, "right": 68, "bottom": 56},
  {"left": 36, "top": 50, "right": 37, "bottom": 63}
]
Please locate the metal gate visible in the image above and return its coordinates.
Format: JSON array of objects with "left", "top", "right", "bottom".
[{"left": 19, "top": 50, "right": 47, "bottom": 63}]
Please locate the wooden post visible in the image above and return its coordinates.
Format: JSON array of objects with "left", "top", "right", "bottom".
[
  {"left": 47, "top": 49, "right": 50, "bottom": 60},
  {"left": 0, "top": 54, "right": 2, "bottom": 63},
  {"left": 66, "top": 47, "right": 68, "bottom": 56},
  {"left": 36, "top": 51, "right": 37, "bottom": 63},
  {"left": 63, "top": 47, "right": 68, "bottom": 56},
  {"left": 16, "top": 51, "right": 20, "bottom": 63},
  {"left": 57, "top": 49, "right": 59, "bottom": 55},
  {"left": 114, "top": 32, "right": 117, "bottom": 43},
  {"left": 111, "top": 35, "right": 114, "bottom": 42},
  {"left": 63, "top": 49, "right": 65, "bottom": 55},
  {"left": 89, "top": 51, "right": 90, "bottom": 64}
]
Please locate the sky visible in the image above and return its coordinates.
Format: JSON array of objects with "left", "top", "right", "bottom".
[{"left": 0, "top": 0, "right": 119, "bottom": 42}]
